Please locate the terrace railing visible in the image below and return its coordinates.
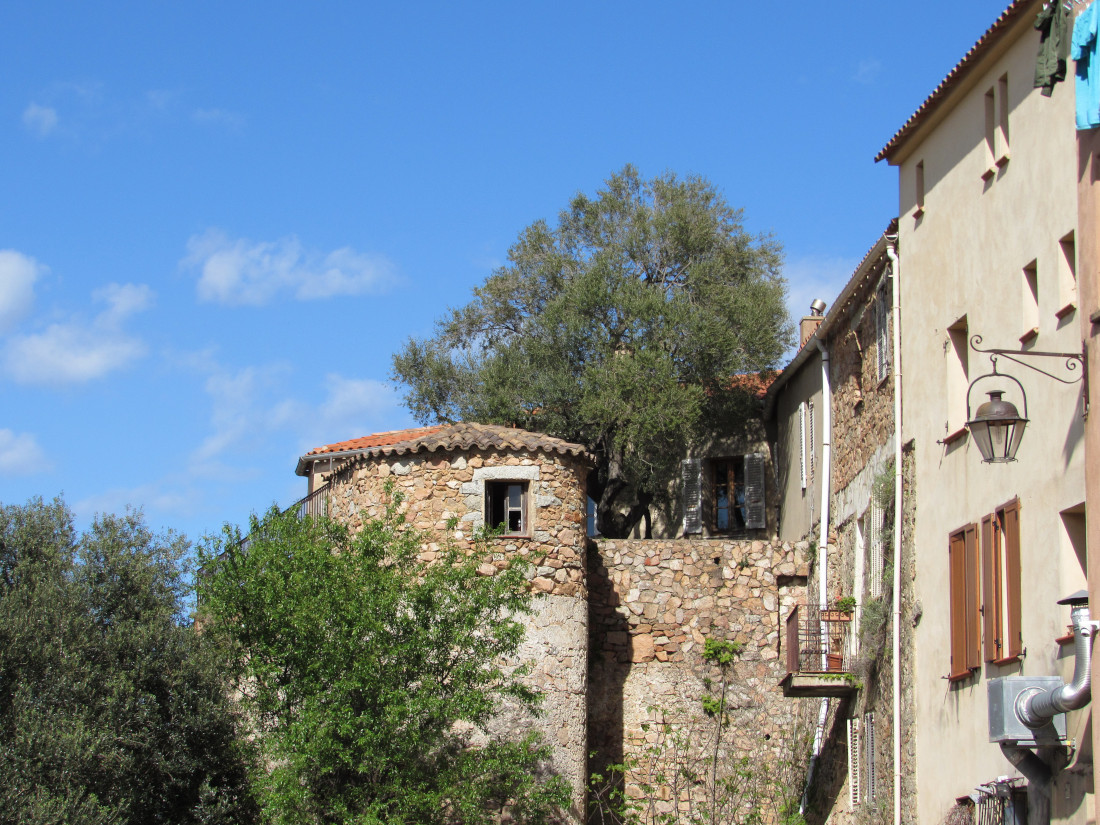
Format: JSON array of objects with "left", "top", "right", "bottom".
[{"left": 785, "top": 604, "right": 856, "bottom": 674}]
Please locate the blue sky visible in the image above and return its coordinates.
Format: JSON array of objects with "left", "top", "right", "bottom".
[{"left": 1, "top": 0, "right": 1013, "bottom": 542}]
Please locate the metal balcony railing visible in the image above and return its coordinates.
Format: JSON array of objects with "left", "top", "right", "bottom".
[
  {"left": 236, "top": 484, "right": 330, "bottom": 554},
  {"left": 290, "top": 484, "right": 330, "bottom": 519},
  {"left": 785, "top": 604, "right": 856, "bottom": 674}
]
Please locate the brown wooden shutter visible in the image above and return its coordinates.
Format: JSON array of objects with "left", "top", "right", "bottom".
[
  {"left": 744, "top": 453, "right": 766, "bottom": 529},
  {"left": 682, "top": 458, "right": 702, "bottom": 534},
  {"left": 1003, "top": 498, "right": 1023, "bottom": 658},
  {"left": 981, "top": 514, "right": 998, "bottom": 662},
  {"left": 949, "top": 530, "right": 968, "bottom": 678},
  {"left": 964, "top": 523, "right": 981, "bottom": 671}
]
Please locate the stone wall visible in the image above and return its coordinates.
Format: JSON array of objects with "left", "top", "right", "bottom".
[
  {"left": 829, "top": 275, "right": 894, "bottom": 495},
  {"left": 589, "top": 537, "right": 812, "bottom": 822},
  {"left": 325, "top": 447, "right": 591, "bottom": 819}
]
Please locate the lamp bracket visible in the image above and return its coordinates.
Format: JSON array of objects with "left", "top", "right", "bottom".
[
  {"left": 966, "top": 360, "right": 1029, "bottom": 421},
  {"left": 970, "top": 335, "right": 1084, "bottom": 385}
]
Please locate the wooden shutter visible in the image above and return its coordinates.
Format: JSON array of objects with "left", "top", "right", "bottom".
[
  {"left": 949, "top": 524, "right": 981, "bottom": 679},
  {"left": 847, "top": 717, "right": 862, "bottom": 808},
  {"left": 964, "top": 523, "right": 981, "bottom": 671},
  {"left": 981, "top": 514, "right": 999, "bottom": 662},
  {"left": 864, "top": 712, "right": 876, "bottom": 802},
  {"left": 743, "top": 453, "right": 766, "bottom": 529},
  {"left": 949, "top": 530, "right": 968, "bottom": 678},
  {"left": 799, "top": 403, "right": 807, "bottom": 490},
  {"left": 682, "top": 458, "right": 702, "bottom": 534},
  {"left": 1002, "top": 498, "right": 1023, "bottom": 658},
  {"left": 876, "top": 281, "right": 891, "bottom": 381}
]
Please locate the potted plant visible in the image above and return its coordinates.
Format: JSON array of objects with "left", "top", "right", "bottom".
[{"left": 822, "top": 597, "right": 856, "bottom": 623}]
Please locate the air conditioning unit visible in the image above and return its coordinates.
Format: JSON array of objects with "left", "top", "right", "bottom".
[{"left": 987, "top": 677, "right": 1067, "bottom": 746}]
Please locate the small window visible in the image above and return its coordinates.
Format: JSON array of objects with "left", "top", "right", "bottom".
[
  {"left": 485, "top": 481, "right": 528, "bottom": 536},
  {"left": 947, "top": 317, "right": 970, "bottom": 435},
  {"left": 1021, "top": 260, "right": 1039, "bottom": 343},
  {"left": 914, "top": 160, "right": 926, "bottom": 217},
  {"left": 1057, "top": 232, "right": 1077, "bottom": 317}
]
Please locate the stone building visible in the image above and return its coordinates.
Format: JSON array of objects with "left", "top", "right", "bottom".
[
  {"left": 295, "top": 422, "right": 593, "bottom": 816},
  {"left": 764, "top": 226, "right": 916, "bottom": 825},
  {"left": 294, "top": 421, "right": 810, "bottom": 822}
]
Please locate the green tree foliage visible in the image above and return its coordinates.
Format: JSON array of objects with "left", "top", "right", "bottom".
[
  {"left": 198, "top": 496, "right": 570, "bottom": 825},
  {"left": 392, "top": 166, "right": 791, "bottom": 537},
  {"left": 0, "top": 496, "right": 258, "bottom": 825}
]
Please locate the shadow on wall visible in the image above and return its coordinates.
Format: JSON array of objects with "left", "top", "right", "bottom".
[
  {"left": 804, "top": 697, "right": 852, "bottom": 825},
  {"left": 586, "top": 540, "right": 631, "bottom": 803}
]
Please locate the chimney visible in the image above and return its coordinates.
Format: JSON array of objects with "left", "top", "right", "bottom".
[{"left": 800, "top": 299, "right": 827, "bottom": 346}]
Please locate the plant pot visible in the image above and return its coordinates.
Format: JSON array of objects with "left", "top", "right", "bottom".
[{"left": 821, "top": 610, "right": 852, "bottom": 623}]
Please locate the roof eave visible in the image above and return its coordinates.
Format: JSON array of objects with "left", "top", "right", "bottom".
[{"left": 875, "top": 0, "right": 1038, "bottom": 165}]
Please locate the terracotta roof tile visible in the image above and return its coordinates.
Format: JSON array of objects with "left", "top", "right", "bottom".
[
  {"left": 727, "top": 372, "right": 777, "bottom": 400},
  {"left": 876, "top": 1, "right": 1033, "bottom": 163},
  {"left": 304, "top": 426, "right": 447, "bottom": 458},
  {"left": 296, "top": 422, "right": 593, "bottom": 475}
]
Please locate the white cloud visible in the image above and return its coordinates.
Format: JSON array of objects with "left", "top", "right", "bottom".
[
  {"left": 22, "top": 103, "right": 58, "bottom": 137},
  {"left": 853, "top": 58, "right": 882, "bottom": 86},
  {"left": 191, "top": 107, "right": 245, "bottom": 131},
  {"left": 781, "top": 253, "right": 861, "bottom": 357},
  {"left": 183, "top": 229, "right": 395, "bottom": 306},
  {"left": 2, "top": 282, "right": 153, "bottom": 385},
  {"left": 0, "top": 429, "right": 50, "bottom": 475},
  {"left": 0, "top": 250, "right": 47, "bottom": 334}
]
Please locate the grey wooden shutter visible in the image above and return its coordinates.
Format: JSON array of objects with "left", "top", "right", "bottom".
[
  {"left": 682, "top": 458, "right": 702, "bottom": 534},
  {"left": 744, "top": 453, "right": 766, "bottom": 529}
]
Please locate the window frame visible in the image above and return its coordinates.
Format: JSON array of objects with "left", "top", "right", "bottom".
[{"left": 484, "top": 480, "right": 530, "bottom": 537}]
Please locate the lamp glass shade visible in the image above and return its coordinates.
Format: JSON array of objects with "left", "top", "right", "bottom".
[{"left": 967, "top": 391, "right": 1027, "bottom": 462}]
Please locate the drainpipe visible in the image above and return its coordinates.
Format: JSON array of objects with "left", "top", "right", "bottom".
[
  {"left": 885, "top": 237, "right": 903, "bottom": 825},
  {"left": 800, "top": 339, "right": 833, "bottom": 815}
]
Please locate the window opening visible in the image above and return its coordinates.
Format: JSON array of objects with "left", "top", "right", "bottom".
[{"left": 485, "top": 481, "right": 528, "bottom": 536}]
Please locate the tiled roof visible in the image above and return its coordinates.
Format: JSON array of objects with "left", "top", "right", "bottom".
[
  {"left": 296, "top": 422, "right": 593, "bottom": 475},
  {"left": 303, "top": 425, "right": 447, "bottom": 458},
  {"left": 876, "top": 1, "right": 1034, "bottom": 163},
  {"left": 727, "top": 372, "right": 777, "bottom": 400}
]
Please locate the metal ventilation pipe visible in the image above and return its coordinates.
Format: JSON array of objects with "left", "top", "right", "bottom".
[{"left": 1017, "top": 591, "right": 1098, "bottom": 728}]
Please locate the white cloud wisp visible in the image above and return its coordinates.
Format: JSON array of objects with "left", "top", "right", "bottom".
[{"left": 184, "top": 229, "right": 395, "bottom": 306}]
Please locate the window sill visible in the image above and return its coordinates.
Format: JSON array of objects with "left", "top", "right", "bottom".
[
  {"left": 1056, "top": 628, "right": 1075, "bottom": 645},
  {"left": 912, "top": 206, "right": 925, "bottom": 219},
  {"left": 1055, "top": 302, "right": 1077, "bottom": 321},
  {"left": 1019, "top": 327, "right": 1039, "bottom": 345},
  {"left": 940, "top": 427, "right": 969, "bottom": 446},
  {"left": 996, "top": 152, "right": 1010, "bottom": 168},
  {"left": 989, "top": 655, "right": 1021, "bottom": 666},
  {"left": 948, "top": 668, "right": 977, "bottom": 683}
]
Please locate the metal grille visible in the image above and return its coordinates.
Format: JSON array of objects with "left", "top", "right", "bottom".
[{"left": 784, "top": 604, "right": 855, "bottom": 673}]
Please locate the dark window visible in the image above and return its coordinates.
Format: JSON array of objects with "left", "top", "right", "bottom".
[
  {"left": 485, "top": 481, "right": 528, "bottom": 536},
  {"left": 682, "top": 454, "right": 765, "bottom": 536}
]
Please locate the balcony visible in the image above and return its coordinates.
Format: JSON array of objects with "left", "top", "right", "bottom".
[
  {"left": 291, "top": 483, "right": 330, "bottom": 519},
  {"left": 237, "top": 484, "right": 330, "bottom": 553},
  {"left": 779, "top": 603, "right": 859, "bottom": 698}
]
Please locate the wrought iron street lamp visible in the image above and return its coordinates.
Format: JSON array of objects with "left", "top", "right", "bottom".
[{"left": 964, "top": 335, "right": 1085, "bottom": 464}]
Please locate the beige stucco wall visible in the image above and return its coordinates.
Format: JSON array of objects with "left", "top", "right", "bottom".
[
  {"left": 774, "top": 349, "right": 824, "bottom": 543},
  {"left": 891, "top": 10, "right": 1091, "bottom": 823}
]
